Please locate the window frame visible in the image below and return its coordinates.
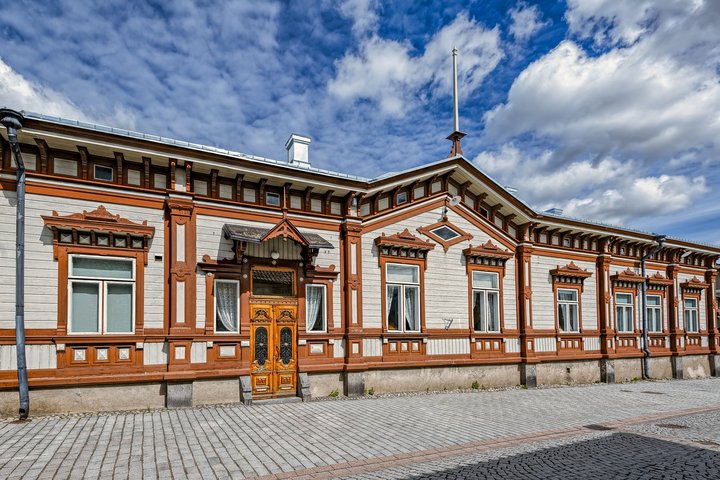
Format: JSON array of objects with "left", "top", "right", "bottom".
[
  {"left": 383, "top": 261, "right": 422, "bottom": 333},
  {"left": 305, "top": 284, "right": 328, "bottom": 333},
  {"left": 67, "top": 254, "right": 136, "bottom": 335},
  {"left": 471, "top": 270, "right": 501, "bottom": 333},
  {"left": 265, "top": 191, "right": 281, "bottom": 207},
  {"left": 646, "top": 294, "right": 663, "bottom": 333},
  {"left": 683, "top": 297, "right": 699, "bottom": 333},
  {"left": 93, "top": 164, "right": 114, "bottom": 182},
  {"left": 615, "top": 292, "right": 635, "bottom": 333},
  {"left": 556, "top": 287, "right": 580, "bottom": 333},
  {"left": 213, "top": 278, "right": 240, "bottom": 334}
]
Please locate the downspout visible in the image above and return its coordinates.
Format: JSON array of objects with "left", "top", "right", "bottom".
[
  {"left": 640, "top": 235, "right": 665, "bottom": 380},
  {"left": 1, "top": 108, "right": 29, "bottom": 419}
]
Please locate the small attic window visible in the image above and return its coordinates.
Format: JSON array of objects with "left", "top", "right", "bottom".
[
  {"left": 396, "top": 191, "right": 408, "bottom": 205},
  {"left": 266, "top": 192, "right": 281, "bottom": 207},
  {"left": 430, "top": 225, "right": 460, "bottom": 241},
  {"left": 94, "top": 164, "right": 114, "bottom": 182}
]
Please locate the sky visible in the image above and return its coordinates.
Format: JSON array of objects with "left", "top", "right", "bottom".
[{"left": 0, "top": 0, "right": 718, "bottom": 245}]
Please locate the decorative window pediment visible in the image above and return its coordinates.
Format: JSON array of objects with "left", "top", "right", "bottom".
[
  {"left": 375, "top": 229, "right": 435, "bottom": 262},
  {"left": 648, "top": 272, "right": 673, "bottom": 290},
  {"left": 681, "top": 276, "right": 709, "bottom": 293},
  {"left": 610, "top": 268, "right": 645, "bottom": 288},
  {"left": 42, "top": 205, "right": 154, "bottom": 263},
  {"left": 550, "top": 262, "right": 592, "bottom": 286},
  {"left": 463, "top": 240, "right": 513, "bottom": 267},
  {"left": 417, "top": 219, "right": 472, "bottom": 252}
]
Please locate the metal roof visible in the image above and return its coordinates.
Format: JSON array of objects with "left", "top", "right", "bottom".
[{"left": 222, "top": 223, "right": 334, "bottom": 250}]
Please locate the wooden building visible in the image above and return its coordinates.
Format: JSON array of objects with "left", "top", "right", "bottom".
[{"left": 1, "top": 112, "right": 719, "bottom": 413}]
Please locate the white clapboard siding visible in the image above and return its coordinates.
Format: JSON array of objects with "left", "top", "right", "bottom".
[
  {"left": 190, "top": 342, "right": 207, "bottom": 363},
  {"left": 363, "top": 338, "right": 382, "bottom": 357},
  {"left": 0, "top": 193, "right": 165, "bottom": 331},
  {"left": 583, "top": 337, "right": 601, "bottom": 351},
  {"left": 0, "top": 345, "right": 57, "bottom": 370},
  {"left": 531, "top": 256, "right": 597, "bottom": 330},
  {"left": 534, "top": 336, "right": 557, "bottom": 352},
  {"left": 361, "top": 206, "right": 516, "bottom": 332},
  {"left": 144, "top": 342, "right": 168, "bottom": 365},
  {"left": 334, "top": 339, "right": 345, "bottom": 358},
  {"left": 504, "top": 337, "right": 520, "bottom": 354},
  {"left": 426, "top": 337, "right": 470, "bottom": 355},
  {"left": 312, "top": 231, "right": 342, "bottom": 329}
]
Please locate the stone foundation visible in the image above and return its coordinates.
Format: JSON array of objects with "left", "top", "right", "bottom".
[
  {"left": 647, "top": 356, "right": 673, "bottom": 379},
  {"left": 192, "top": 378, "right": 240, "bottom": 406},
  {"left": 614, "top": 358, "right": 642, "bottom": 383},
  {"left": 308, "top": 372, "right": 344, "bottom": 397},
  {"left": 361, "top": 364, "right": 522, "bottom": 394},
  {"left": 683, "top": 355, "right": 711, "bottom": 379},
  {"left": 536, "top": 360, "right": 601, "bottom": 385}
]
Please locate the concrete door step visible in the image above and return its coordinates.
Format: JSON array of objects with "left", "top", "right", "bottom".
[{"left": 252, "top": 396, "right": 302, "bottom": 406}]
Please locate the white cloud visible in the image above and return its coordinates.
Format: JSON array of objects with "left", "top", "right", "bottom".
[
  {"left": 509, "top": 3, "right": 548, "bottom": 41},
  {"left": 329, "top": 13, "right": 503, "bottom": 116},
  {"left": 0, "top": 57, "right": 90, "bottom": 121},
  {"left": 562, "top": 175, "right": 708, "bottom": 224},
  {"left": 338, "top": 0, "right": 379, "bottom": 37},
  {"left": 474, "top": 145, "right": 708, "bottom": 225}
]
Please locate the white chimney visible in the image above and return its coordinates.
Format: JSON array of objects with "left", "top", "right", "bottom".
[{"left": 285, "top": 133, "right": 312, "bottom": 168}]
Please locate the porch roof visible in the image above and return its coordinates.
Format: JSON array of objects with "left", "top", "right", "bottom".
[{"left": 222, "top": 223, "right": 334, "bottom": 249}]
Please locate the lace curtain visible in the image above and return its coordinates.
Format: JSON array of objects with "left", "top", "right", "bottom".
[
  {"left": 216, "top": 281, "right": 238, "bottom": 332},
  {"left": 404, "top": 286, "right": 418, "bottom": 331},
  {"left": 307, "top": 285, "right": 324, "bottom": 331}
]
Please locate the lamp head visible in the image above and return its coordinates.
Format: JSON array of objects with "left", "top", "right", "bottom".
[{"left": 0, "top": 108, "right": 24, "bottom": 132}]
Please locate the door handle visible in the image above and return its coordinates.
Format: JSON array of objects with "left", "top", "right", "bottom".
[{"left": 274, "top": 345, "right": 279, "bottom": 362}]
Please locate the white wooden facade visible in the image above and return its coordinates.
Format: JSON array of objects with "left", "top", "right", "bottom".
[{"left": 0, "top": 113, "right": 719, "bottom": 409}]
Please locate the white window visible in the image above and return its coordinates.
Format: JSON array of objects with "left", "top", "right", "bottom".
[
  {"left": 472, "top": 271, "right": 500, "bottom": 332},
  {"left": 68, "top": 256, "right": 134, "bottom": 334},
  {"left": 94, "top": 164, "right": 114, "bottom": 182},
  {"left": 386, "top": 263, "right": 420, "bottom": 332},
  {"left": 557, "top": 288, "right": 579, "bottom": 332},
  {"left": 647, "top": 295, "right": 662, "bottom": 332},
  {"left": 684, "top": 298, "right": 699, "bottom": 332},
  {"left": 266, "top": 192, "right": 281, "bottom": 206},
  {"left": 306, "top": 284, "right": 327, "bottom": 332},
  {"left": 616, "top": 293, "right": 634, "bottom": 333},
  {"left": 214, "top": 280, "right": 239, "bottom": 333}
]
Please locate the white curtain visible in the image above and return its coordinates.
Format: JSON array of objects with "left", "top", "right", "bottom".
[
  {"left": 307, "top": 286, "right": 324, "bottom": 331},
  {"left": 404, "top": 287, "right": 418, "bottom": 331},
  {"left": 216, "top": 282, "right": 238, "bottom": 332}
]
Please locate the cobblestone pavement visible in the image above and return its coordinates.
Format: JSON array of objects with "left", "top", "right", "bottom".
[{"left": 0, "top": 378, "right": 719, "bottom": 479}]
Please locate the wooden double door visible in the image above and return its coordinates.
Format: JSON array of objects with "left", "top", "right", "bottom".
[{"left": 249, "top": 303, "right": 298, "bottom": 398}]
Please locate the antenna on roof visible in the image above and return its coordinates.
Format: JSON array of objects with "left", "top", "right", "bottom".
[{"left": 447, "top": 46, "right": 466, "bottom": 158}]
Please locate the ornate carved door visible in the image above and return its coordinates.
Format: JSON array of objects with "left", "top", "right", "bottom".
[{"left": 249, "top": 304, "right": 297, "bottom": 398}]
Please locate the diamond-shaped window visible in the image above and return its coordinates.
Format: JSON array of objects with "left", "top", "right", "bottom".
[{"left": 430, "top": 225, "right": 460, "bottom": 241}]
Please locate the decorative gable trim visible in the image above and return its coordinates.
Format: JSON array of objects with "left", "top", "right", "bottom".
[
  {"left": 463, "top": 240, "right": 513, "bottom": 268},
  {"left": 375, "top": 229, "right": 435, "bottom": 264},
  {"left": 417, "top": 219, "right": 472, "bottom": 252},
  {"left": 262, "top": 217, "right": 308, "bottom": 247},
  {"left": 42, "top": 205, "right": 154, "bottom": 263},
  {"left": 550, "top": 262, "right": 592, "bottom": 285}
]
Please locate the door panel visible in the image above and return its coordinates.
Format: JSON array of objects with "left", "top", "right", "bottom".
[{"left": 250, "top": 303, "right": 297, "bottom": 398}]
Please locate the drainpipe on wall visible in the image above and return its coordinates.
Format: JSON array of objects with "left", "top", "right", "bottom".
[
  {"left": 640, "top": 235, "right": 666, "bottom": 380},
  {"left": 1, "top": 108, "right": 29, "bottom": 419}
]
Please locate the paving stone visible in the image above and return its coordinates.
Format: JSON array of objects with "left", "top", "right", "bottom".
[{"left": 0, "top": 378, "right": 718, "bottom": 479}]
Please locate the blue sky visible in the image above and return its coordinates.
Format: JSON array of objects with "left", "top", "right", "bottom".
[{"left": 0, "top": 1, "right": 718, "bottom": 245}]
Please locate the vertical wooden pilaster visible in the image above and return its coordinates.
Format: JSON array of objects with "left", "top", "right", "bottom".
[
  {"left": 114, "top": 152, "right": 124, "bottom": 184},
  {"left": 143, "top": 157, "right": 151, "bottom": 189},
  {"left": 705, "top": 269, "right": 718, "bottom": 353},
  {"left": 667, "top": 264, "right": 683, "bottom": 353},
  {"left": 597, "top": 254, "right": 614, "bottom": 356},
  {"left": 166, "top": 196, "right": 196, "bottom": 336},
  {"left": 341, "top": 221, "right": 365, "bottom": 366},
  {"left": 516, "top": 242, "right": 536, "bottom": 362},
  {"left": 35, "top": 138, "right": 49, "bottom": 174}
]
